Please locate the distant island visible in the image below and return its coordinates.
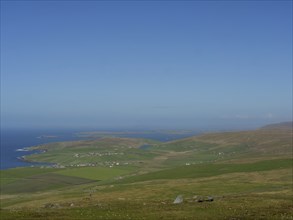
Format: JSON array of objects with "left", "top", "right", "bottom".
[
  {"left": 76, "top": 130, "right": 196, "bottom": 139},
  {"left": 36, "top": 135, "right": 58, "bottom": 139}
]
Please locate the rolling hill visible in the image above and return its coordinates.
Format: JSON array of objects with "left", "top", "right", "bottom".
[{"left": 0, "top": 122, "right": 292, "bottom": 219}]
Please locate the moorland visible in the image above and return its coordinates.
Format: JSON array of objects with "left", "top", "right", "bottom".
[{"left": 0, "top": 122, "right": 292, "bottom": 219}]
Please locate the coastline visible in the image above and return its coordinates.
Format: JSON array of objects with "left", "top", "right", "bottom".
[
  {"left": 16, "top": 154, "right": 56, "bottom": 168},
  {"left": 0, "top": 129, "right": 84, "bottom": 170},
  {"left": 14, "top": 147, "right": 54, "bottom": 168},
  {"left": 1, "top": 129, "right": 199, "bottom": 170}
]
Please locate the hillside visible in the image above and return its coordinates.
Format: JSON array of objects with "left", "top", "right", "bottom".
[
  {"left": 144, "top": 125, "right": 291, "bottom": 169},
  {"left": 260, "top": 121, "right": 293, "bottom": 130},
  {"left": 0, "top": 122, "right": 292, "bottom": 219}
]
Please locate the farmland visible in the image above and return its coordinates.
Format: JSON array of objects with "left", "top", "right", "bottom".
[{"left": 0, "top": 122, "right": 292, "bottom": 219}]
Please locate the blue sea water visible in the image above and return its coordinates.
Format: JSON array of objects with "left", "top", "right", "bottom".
[
  {"left": 0, "top": 128, "right": 198, "bottom": 170},
  {"left": 0, "top": 129, "right": 86, "bottom": 170}
]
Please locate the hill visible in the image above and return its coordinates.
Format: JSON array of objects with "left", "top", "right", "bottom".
[
  {"left": 147, "top": 123, "right": 292, "bottom": 167},
  {"left": 0, "top": 122, "right": 292, "bottom": 219},
  {"left": 260, "top": 121, "right": 293, "bottom": 130}
]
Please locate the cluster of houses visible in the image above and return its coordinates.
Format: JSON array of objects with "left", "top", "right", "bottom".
[
  {"left": 71, "top": 161, "right": 127, "bottom": 168},
  {"left": 73, "top": 151, "right": 124, "bottom": 158},
  {"left": 36, "top": 162, "right": 125, "bottom": 169},
  {"left": 34, "top": 150, "right": 144, "bottom": 169}
]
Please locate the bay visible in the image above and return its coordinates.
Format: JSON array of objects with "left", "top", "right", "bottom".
[
  {"left": 0, "top": 129, "right": 84, "bottom": 170},
  {"left": 0, "top": 128, "right": 198, "bottom": 170}
]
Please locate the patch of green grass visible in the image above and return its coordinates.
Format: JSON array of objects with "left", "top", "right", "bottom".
[
  {"left": 54, "top": 167, "right": 134, "bottom": 180},
  {"left": 153, "top": 141, "right": 218, "bottom": 152},
  {"left": 117, "top": 158, "right": 292, "bottom": 184},
  {"left": 0, "top": 173, "right": 94, "bottom": 194},
  {"left": 162, "top": 152, "right": 219, "bottom": 166},
  {"left": 0, "top": 167, "right": 57, "bottom": 186},
  {"left": 0, "top": 167, "right": 56, "bottom": 179}
]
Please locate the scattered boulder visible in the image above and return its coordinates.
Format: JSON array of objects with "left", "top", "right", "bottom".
[
  {"left": 197, "top": 198, "right": 204, "bottom": 203},
  {"left": 206, "top": 196, "right": 214, "bottom": 202},
  {"left": 196, "top": 196, "right": 214, "bottom": 202},
  {"left": 172, "top": 195, "right": 214, "bottom": 204},
  {"left": 173, "top": 195, "right": 183, "bottom": 204},
  {"left": 44, "top": 203, "right": 61, "bottom": 209}
]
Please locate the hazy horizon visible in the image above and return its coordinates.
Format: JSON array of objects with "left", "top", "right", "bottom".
[{"left": 1, "top": 1, "right": 292, "bottom": 130}]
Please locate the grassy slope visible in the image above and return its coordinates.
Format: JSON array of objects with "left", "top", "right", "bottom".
[
  {"left": 1, "top": 167, "right": 292, "bottom": 219},
  {"left": 54, "top": 167, "right": 135, "bottom": 180},
  {"left": 1, "top": 173, "right": 95, "bottom": 194},
  {"left": 1, "top": 122, "right": 292, "bottom": 219},
  {"left": 0, "top": 166, "right": 137, "bottom": 195},
  {"left": 149, "top": 123, "right": 292, "bottom": 167},
  {"left": 115, "top": 158, "right": 292, "bottom": 184}
]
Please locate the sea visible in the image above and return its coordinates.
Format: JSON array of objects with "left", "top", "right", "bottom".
[{"left": 0, "top": 128, "right": 198, "bottom": 170}]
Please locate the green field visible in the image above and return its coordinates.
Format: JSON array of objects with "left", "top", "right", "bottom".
[
  {"left": 116, "top": 158, "right": 292, "bottom": 184},
  {"left": 1, "top": 122, "right": 292, "bottom": 219},
  {"left": 55, "top": 167, "right": 135, "bottom": 180}
]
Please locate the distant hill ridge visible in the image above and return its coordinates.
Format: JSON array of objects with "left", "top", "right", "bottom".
[
  {"left": 260, "top": 121, "right": 293, "bottom": 130},
  {"left": 156, "top": 121, "right": 292, "bottom": 159}
]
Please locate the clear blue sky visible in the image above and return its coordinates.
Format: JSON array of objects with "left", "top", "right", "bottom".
[{"left": 1, "top": 0, "right": 292, "bottom": 130}]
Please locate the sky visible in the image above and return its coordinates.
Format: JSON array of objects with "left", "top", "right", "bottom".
[{"left": 1, "top": 0, "right": 292, "bottom": 130}]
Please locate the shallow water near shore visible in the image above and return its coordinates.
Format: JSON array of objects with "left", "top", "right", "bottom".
[{"left": 0, "top": 129, "right": 88, "bottom": 169}]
